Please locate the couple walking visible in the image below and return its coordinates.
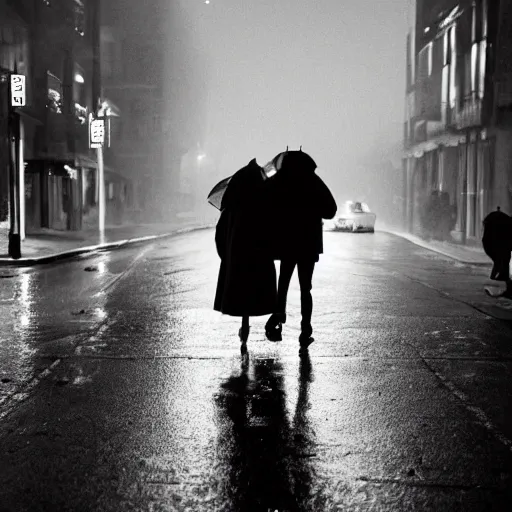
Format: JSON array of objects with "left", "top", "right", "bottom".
[{"left": 213, "top": 149, "right": 337, "bottom": 352}]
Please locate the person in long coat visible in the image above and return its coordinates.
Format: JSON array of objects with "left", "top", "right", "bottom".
[
  {"left": 482, "top": 206, "right": 512, "bottom": 298},
  {"left": 263, "top": 150, "right": 337, "bottom": 350},
  {"left": 214, "top": 159, "right": 277, "bottom": 344}
]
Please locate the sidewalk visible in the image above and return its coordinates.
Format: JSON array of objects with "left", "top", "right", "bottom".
[
  {"left": 0, "top": 222, "right": 214, "bottom": 266},
  {"left": 383, "top": 229, "right": 490, "bottom": 265}
]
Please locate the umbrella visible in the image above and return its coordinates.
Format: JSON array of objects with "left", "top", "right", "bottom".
[
  {"left": 271, "top": 148, "right": 317, "bottom": 174},
  {"left": 207, "top": 158, "right": 267, "bottom": 211},
  {"left": 207, "top": 175, "right": 232, "bottom": 210}
]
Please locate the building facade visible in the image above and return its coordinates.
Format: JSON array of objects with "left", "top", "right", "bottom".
[
  {"left": 0, "top": 0, "right": 129, "bottom": 251},
  {"left": 403, "top": 0, "right": 512, "bottom": 245}
]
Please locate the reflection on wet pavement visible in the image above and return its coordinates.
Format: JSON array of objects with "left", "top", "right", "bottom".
[
  {"left": 214, "top": 354, "right": 315, "bottom": 511},
  {"left": 0, "top": 230, "right": 512, "bottom": 510}
]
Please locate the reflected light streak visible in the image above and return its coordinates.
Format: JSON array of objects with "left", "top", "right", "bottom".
[
  {"left": 20, "top": 273, "right": 31, "bottom": 306},
  {"left": 18, "top": 273, "right": 32, "bottom": 327},
  {"left": 94, "top": 308, "right": 107, "bottom": 320}
]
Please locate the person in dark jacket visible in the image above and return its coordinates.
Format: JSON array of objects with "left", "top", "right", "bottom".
[
  {"left": 482, "top": 206, "right": 512, "bottom": 298},
  {"left": 264, "top": 150, "right": 337, "bottom": 350},
  {"left": 214, "top": 159, "right": 277, "bottom": 346}
]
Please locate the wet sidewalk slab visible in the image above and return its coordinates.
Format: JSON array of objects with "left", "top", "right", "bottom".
[
  {"left": 382, "top": 230, "right": 490, "bottom": 266},
  {"left": 0, "top": 222, "right": 214, "bottom": 266},
  {"left": 381, "top": 230, "right": 512, "bottom": 321}
]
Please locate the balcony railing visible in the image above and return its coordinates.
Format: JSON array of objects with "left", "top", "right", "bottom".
[{"left": 454, "top": 96, "right": 482, "bottom": 129}]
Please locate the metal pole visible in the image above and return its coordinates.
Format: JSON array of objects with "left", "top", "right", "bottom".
[
  {"left": 7, "top": 80, "right": 21, "bottom": 259},
  {"left": 97, "top": 144, "right": 105, "bottom": 243}
]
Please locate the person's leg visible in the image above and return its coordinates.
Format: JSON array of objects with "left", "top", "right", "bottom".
[
  {"left": 275, "top": 259, "right": 296, "bottom": 319},
  {"left": 239, "top": 315, "right": 250, "bottom": 343},
  {"left": 297, "top": 259, "right": 316, "bottom": 342},
  {"left": 265, "top": 259, "right": 296, "bottom": 339},
  {"left": 503, "top": 252, "right": 512, "bottom": 298}
]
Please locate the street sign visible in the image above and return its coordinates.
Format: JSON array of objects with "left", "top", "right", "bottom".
[
  {"left": 89, "top": 114, "right": 105, "bottom": 148},
  {"left": 10, "top": 74, "right": 26, "bottom": 107}
]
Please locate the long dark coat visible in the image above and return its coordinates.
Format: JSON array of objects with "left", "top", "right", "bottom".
[
  {"left": 266, "top": 152, "right": 337, "bottom": 261},
  {"left": 482, "top": 208, "right": 512, "bottom": 281},
  {"left": 214, "top": 160, "right": 277, "bottom": 317}
]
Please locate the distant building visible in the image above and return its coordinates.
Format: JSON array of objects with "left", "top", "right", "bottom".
[
  {"left": 403, "top": 0, "right": 512, "bottom": 244},
  {"left": 100, "top": 0, "right": 208, "bottom": 222}
]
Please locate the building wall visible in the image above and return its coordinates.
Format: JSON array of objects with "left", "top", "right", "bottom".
[
  {"left": 404, "top": 0, "right": 512, "bottom": 244},
  {"left": 492, "top": 129, "right": 512, "bottom": 215}
]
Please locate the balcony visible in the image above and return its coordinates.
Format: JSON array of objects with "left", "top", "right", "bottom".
[{"left": 454, "top": 96, "right": 482, "bottom": 129}]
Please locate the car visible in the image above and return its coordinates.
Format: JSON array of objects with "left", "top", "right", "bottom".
[{"left": 333, "top": 201, "right": 376, "bottom": 232}]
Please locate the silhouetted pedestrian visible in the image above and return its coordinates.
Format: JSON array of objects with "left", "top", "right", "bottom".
[
  {"left": 264, "top": 150, "right": 337, "bottom": 351},
  {"left": 482, "top": 206, "right": 512, "bottom": 298},
  {"left": 214, "top": 159, "right": 277, "bottom": 347}
]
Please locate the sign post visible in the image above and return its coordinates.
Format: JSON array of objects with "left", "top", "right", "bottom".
[
  {"left": 89, "top": 108, "right": 110, "bottom": 242},
  {"left": 7, "top": 73, "right": 25, "bottom": 259}
]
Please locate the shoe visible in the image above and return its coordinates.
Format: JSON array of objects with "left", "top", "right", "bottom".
[
  {"left": 239, "top": 325, "right": 250, "bottom": 343},
  {"left": 299, "top": 334, "right": 314, "bottom": 353},
  {"left": 265, "top": 323, "right": 282, "bottom": 342}
]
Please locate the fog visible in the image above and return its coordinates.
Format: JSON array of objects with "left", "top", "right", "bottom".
[{"left": 161, "top": 0, "right": 409, "bottom": 227}]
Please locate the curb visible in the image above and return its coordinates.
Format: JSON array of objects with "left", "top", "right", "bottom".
[
  {"left": 0, "top": 223, "right": 215, "bottom": 267},
  {"left": 382, "top": 230, "right": 490, "bottom": 267}
]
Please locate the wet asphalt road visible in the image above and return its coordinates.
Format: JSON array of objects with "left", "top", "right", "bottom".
[{"left": 0, "top": 228, "right": 512, "bottom": 511}]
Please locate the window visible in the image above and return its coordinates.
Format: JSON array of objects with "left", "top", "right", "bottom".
[
  {"left": 47, "top": 71, "right": 63, "bottom": 113},
  {"left": 449, "top": 28, "right": 457, "bottom": 107},
  {"left": 74, "top": 0, "right": 85, "bottom": 36},
  {"left": 470, "top": 0, "right": 487, "bottom": 99},
  {"left": 418, "top": 43, "right": 433, "bottom": 81}
]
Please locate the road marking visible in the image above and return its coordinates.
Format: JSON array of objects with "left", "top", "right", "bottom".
[{"left": 93, "top": 244, "right": 153, "bottom": 297}]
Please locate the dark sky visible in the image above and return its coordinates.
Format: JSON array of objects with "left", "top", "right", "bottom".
[{"left": 178, "top": 0, "right": 409, "bottom": 198}]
